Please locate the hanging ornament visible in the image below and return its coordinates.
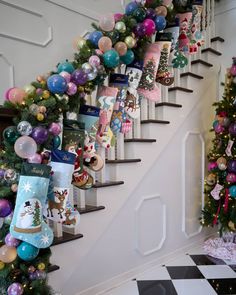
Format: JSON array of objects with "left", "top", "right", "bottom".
[
  {"left": 14, "top": 136, "right": 37, "bottom": 159},
  {"left": 6, "top": 88, "right": 26, "bottom": 104},
  {"left": 11, "top": 183, "right": 18, "bottom": 192},
  {"left": 89, "top": 55, "right": 100, "bottom": 67},
  {"left": 49, "top": 122, "right": 61, "bottom": 136},
  {"left": 226, "top": 173, "right": 236, "bottom": 183},
  {"left": 228, "top": 221, "right": 236, "bottom": 231},
  {"left": 17, "top": 242, "right": 39, "bottom": 262},
  {"left": 115, "top": 21, "right": 126, "bottom": 33},
  {"left": 88, "top": 31, "right": 103, "bottom": 47},
  {"left": 216, "top": 157, "right": 227, "bottom": 170},
  {"left": 133, "top": 7, "right": 146, "bottom": 22},
  {"left": 142, "top": 19, "right": 156, "bottom": 36},
  {"left": 17, "top": 121, "right": 32, "bottom": 136},
  {"left": 36, "top": 113, "right": 44, "bottom": 121},
  {"left": 99, "top": 14, "right": 115, "bottom": 31},
  {"left": 66, "top": 82, "right": 77, "bottom": 95},
  {"left": 28, "top": 265, "right": 36, "bottom": 273},
  {"left": 228, "top": 160, "right": 236, "bottom": 173},
  {"left": 206, "top": 173, "right": 216, "bottom": 186},
  {"left": 71, "top": 69, "right": 88, "bottom": 85},
  {"left": 0, "top": 261, "right": 5, "bottom": 270},
  {"left": 31, "top": 126, "right": 49, "bottom": 144},
  {"left": 120, "top": 49, "right": 135, "bottom": 65},
  {"left": 98, "top": 36, "right": 112, "bottom": 52},
  {"left": 23, "top": 84, "right": 36, "bottom": 97},
  {"left": 29, "top": 103, "right": 39, "bottom": 115},
  {"left": 5, "top": 233, "right": 20, "bottom": 248},
  {"left": 229, "top": 185, "right": 236, "bottom": 198},
  {"left": 0, "top": 245, "right": 17, "bottom": 263},
  {"left": 57, "top": 61, "right": 75, "bottom": 74},
  {"left": 38, "top": 106, "right": 47, "bottom": 113},
  {"left": 155, "top": 6, "right": 168, "bottom": 17},
  {"left": 28, "top": 153, "right": 42, "bottom": 164},
  {"left": 73, "top": 36, "right": 87, "bottom": 50},
  {"left": 37, "top": 262, "right": 46, "bottom": 270},
  {"left": 124, "top": 36, "right": 136, "bottom": 49},
  {"left": 87, "top": 67, "right": 98, "bottom": 81},
  {"left": 0, "top": 199, "right": 12, "bottom": 218},
  {"left": 226, "top": 139, "right": 234, "bottom": 157},
  {"left": 3, "top": 126, "right": 20, "bottom": 144},
  {"left": 60, "top": 71, "right": 71, "bottom": 83},
  {"left": 81, "top": 63, "right": 93, "bottom": 74},
  {"left": 7, "top": 283, "right": 24, "bottom": 295},
  {"left": 4, "top": 169, "right": 17, "bottom": 182},
  {"left": 229, "top": 122, "right": 236, "bottom": 136},
  {"left": 207, "top": 162, "right": 218, "bottom": 171},
  {"left": 47, "top": 74, "right": 67, "bottom": 94},
  {"left": 125, "top": 2, "right": 139, "bottom": 15},
  {"left": 114, "top": 42, "right": 128, "bottom": 56},
  {"left": 146, "top": 8, "right": 156, "bottom": 19},
  {"left": 210, "top": 183, "right": 223, "bottom": 200},
  {"left": 103, "top": 50, "right": 120, "bottom": 68}
]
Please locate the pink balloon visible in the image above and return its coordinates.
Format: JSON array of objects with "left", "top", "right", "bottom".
[
  {"left": 14, "top": 136, "right": 37, "bottom": 159},
  {"left": 7, "top": 88, "right": 26, "bottom": 104},
  {"left": 67, "top": 82, "right": 77, "bottom": 95},
  {"left": 114, "top": 13, "right": 123, "bottom": 22},
  {"left": 114, "top": 42, "right": 128, "bottom": 56},
  {"left": 89, "top": 55, "right": 100, "bottom": 67},
  {"left": 28, "top": 153, "right": 42, "bottom": 164},
  {"left": 142, "top": 19, "right": 156, "bottom": 36},
  {"left": 98, "top": 36, "right": 112, "bottom": 53},
  {"left": 5, "top": 87, "right": 14, "bottom": 100},
  {"left": 60, "top": 71, "right": 71, "bottom": 83},
  {"left": 208, "top": 162, "right": 218, "bottom": 171},
  {"left": 99, "top": 14, "right": 115, "bottom": 32}
]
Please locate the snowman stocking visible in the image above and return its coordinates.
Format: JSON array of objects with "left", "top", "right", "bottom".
[
  {"left": 10, "top": 163, "right": 53, "bottom": 249},
  {"left": 96, "top": 85, "right": 118, "bottom": 148},
  {"left": 137, "top": 43, "right": 161, "bottom": 102},
  {"left": 189, "top": 2, "right": 203, "bottom": 53},
  {"left": 124, "top": 60, "right": 143, "bottom": 119},
  {"left": 177, "top": 11, "right": 193, "bottom": 54},
  {"left": 155, "top": 33, "right": 174, "bottom": 86},
  {"left": 45, "top": 149, "right": 76, "bottom": 223}
]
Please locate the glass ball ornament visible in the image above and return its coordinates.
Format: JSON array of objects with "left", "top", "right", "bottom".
[
  {"left": 47, "top": 74, "right": 67, "bottom": 94},
  {"left": 71, "top": 69, "right": 88, "bottom": 85},
  {"left": 73, "top": 36, "right": 87, "bottom": 50},
  {"left": 228, "top": 160, "right": 236, "bottom": 173},
  {"left": 17, "top": 121, "right": 32, "bottom": 136},
  {"left": 4, "top": 169, "right": 17, "bottom": 182},
  {"left": 38, "top": 106, "right": 47, "bottom": 114},
  {"left": 88, "top": 31, "right": 103, "bottom": 47},
  {"left": 3, "top": 126, "right": 20, "bottom": 145},
  {"left": 36, "top": 113, "right": 44, "bottom": 121},
  {"left": 98, "top": 36, "right": 112, "bottom": 53},
  {"left": 59, "top": 71, "right": 71, "bottom": 83},
  {"left": 87, "top": 67, "right": 98, "bottom": 81},
  {"left": 222, "top": 117, "right": 230, "bottom": 127},
  {"left": 103, "top": 50, "right": 120, "bottom": 68},
  {"left": 57, "top": 61, "right": 75, "bottom": 74},
  {"left": 155, "top": 5, "right": 168, "bottom": 17},
  {"left": 66, "top": 82, "right": 77, "bottom": 96},
  {"left": 114, "top": 41, "right": 128, "bottom": 56},
  {"left": 82, "top": 62, "right": 93, "bottom": 74},
  {"left": 5, "top": 233, "right": 20, "bottom": 248},
  {"left": 134, "top": 23, "right": 146, "bottom": 37},
  {"left": 0, "top": 169, "right": 5, "bottom": 179},
  {"left": 124, "top": 36, "right": 136, "bottom": 49},
  {"left": 142, "top": 19, "right": 156, "bottom": 36},
  {"left": 11, "top": 183, "right": 18, "bottom": 192},
  {"left": 133, "top": 7, "right": 146, "bottom": 22},
  {"left": 125, "top": 1, "right": 138, "bottom": 15},
  {"left": 229, "top": 185, "right": 236, "bottom": 198},
  {"left": 49, "top": 122, "right": 61, "bottom": 136},
  {"left": 226, "top": 173, "right": 236, "bottom": 183},
  {"left": 207, "top": 162, "right": 218, "bottom": 171},
  {"left": 120, "top": 49, "right": 135, "bottom": 65},
  {"left": 0, "top": 199, "right": 12, "bottom": 218},
  {"left": 99, "top": 13, "right": 115, "bottom": 32},
  {"left": 42, "top": 90, "right": 50, "bottom": 99},
  {"left": 154, "top": 15, "right": 166, "bottom": 31},
  {"left": 229, "top": 122, "right": 236, "bottom": 136},
  {"left": 37, "top": 262, "right": 46, "bottom": 271},
  {"left": 114, "top": 13, "right": 123, "bottom": 22},
  {"left": 23, "top": 84, "right": 36, "bottom": 97},
  {"left": 17, "top": 242, "right": 39, "bottom": 262},
  {"left": 7, "top": 282, "right": 24, "bottom": 295},
  {"left": 0, "top": 245, "right": 17, "bottom": 263},
  {"left": 28, "top": 153, "right": 42, "bottom": 164},
  {"left": 6, "top": 88, "right": 26, "bottom": 104},
  {"left": 89, "top": 55, "right": 100, "bottom": 67},
  {"left": 31, "top": 126, "right": 49, "bottom": 145},
  {"left": 216, "top": 157, "right": 227, "bottom": 170},
  {"left": 29, "top": 104, "right": 39, "bottom": 115},
  {"left": 14, "top": 136, "right": 37, "bottom": 159},
  {"left": 115, "top": 21, "right": 126, "bottom": 33},
  {"left": 52, "top": 135, "right": 61, "bottom": 149},
  {"left": 206, "top": 173, "right": 216, "bottom": 186},
  {"left": 28, "top": 265, "right": 36, "bottom": 273}
]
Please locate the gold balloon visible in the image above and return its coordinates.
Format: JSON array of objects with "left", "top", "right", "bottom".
[
  {"left": 73, "top": 37, "right": 87, "bottom": 50},
  {"left": 0, "top": 245, "right": 17, "bottom": 263},
  {"left": 42, "top": 90, "right": 50, "bottom": 99},
  {"left": 155, "top": 6, "right": 168, "bottom": 17},
  {"left": 23, "top": 85, "right": 36, "bottom": 97},
  {"left": 114, "top": 41, "right": 128, "bottom": 56},
  {"left": 0, "top": 261, "right": 5, "bottom": 270},
  {"left": 115, "top": 21, "right": 126, "bottom": 33},
  {"left": 124, "top": 36, "right": 136, "bottom": 49}
]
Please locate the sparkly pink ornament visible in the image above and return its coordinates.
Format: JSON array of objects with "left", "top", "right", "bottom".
[
  {"left": 208, "top": 162, "right": 218, "bottom": 171},
  {"left": 89, "top": 55, "right": 101, "bottom": 67},
  {"left": 95, "top": 49, "right": 103, "bottom": 56},
  {"left": 36, "top": 88, "right": 43, "bottom": 96},
  {"left": 142, "top": 19, "right": 156, "bottom": 36},
  {"left": 5, "top": 233, "right": 20, "bottom": 247},
  {"left": 60, "top": 71, "right": 71, "bottom": 83},
  {"left": 226, "top": 173, "right": 236, "bottom": 183},
  {"left": 230, "top": 64, "right": 236, "bottom": 76},
  {"left": 28, "top": 153, "right": 42, "bottom": 164},
  {"left": 114, "top": 13, "right": 123, "bottom": 22},
  {"left": 214, "top": 123, "right": 225, "bottom": 134},
  {"left": 66, "top": 82, "right": 77, "bottom": 95},
  {"left": 48, "top": 122, "right": 61, "bottom": 136},
  {"left": 5, "top": 88, "right": 14, "bottom": 100}
]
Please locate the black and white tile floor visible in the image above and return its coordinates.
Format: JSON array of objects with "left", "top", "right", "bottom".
[{"left": 103, "top": 245, "right": 236, "bottom": 295}]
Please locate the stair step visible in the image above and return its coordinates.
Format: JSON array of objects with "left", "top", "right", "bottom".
[
  {"left": 211, "top": 36, "right": 225, "bottom": 43},
  {"left": 201, "top": 47, "right": 222, "bottom": 56},
  {"left": 76, "top": 205, "right": 105, "bottom": 214},
  {"left": 141, "top": 119, "right": 170, "bottom": 124},
  {"left": 191, "top": 59, "right": 213, "bottom": 67},
  {"left": 155, "top": 102, "right": 182, "bottom": 108},
  {"left": 52, "top": 232, "right": 83, "bottom": 246},
  {"left": 48, "top": 264, "right": 60, "bottom": 273},
  {"left": 168, "top": 86, "right": 193, "bottom": 93},
  {"left": 180, "top": 72, "right": 204, "bottom": 79},
  {"left": 124, "top": 138, "right": 156, "bottom": 143},
  {"left": 93, "top": 181, "right": 124, "bottom": 188},
  {"left": 106, "top": 159, "right": 141, "bottom": 164}
]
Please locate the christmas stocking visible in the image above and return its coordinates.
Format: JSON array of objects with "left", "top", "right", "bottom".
[
  {"left": 124, "top": 60, "right": 143, "bottom": 119},
  {"left": 177, "top": 11, "right": 193, "bottom": 54},
  {"left": 155, "top": 32, "right": 174, "bottom": 86},
  {"left": 164, "top": 19, "right": 180, "bottom": 63},
  {"left": 96, "top": 85, "right": 118, "bottom": 148},
  {"left": 189, "top": 1, "right": 204, "bottom": 53},
  {"left": 137, "top": 43, "right": 161, "bottom": 102},
  {"left": 110, "top": 74, "right": 129, "bottom": 135},
  {"left": 10, "top": 163, "right": 53, "bottom": 249},
  {"left": 45, "top": 149, "right": 76, "bottom": 223}
]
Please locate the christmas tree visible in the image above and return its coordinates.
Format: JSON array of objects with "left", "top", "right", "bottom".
[
  {"left": 33, "top": 201, "right": 41, "bottom": 227},
  {"left": 138, "top": 58, "right": 155, "bottom": 91},
  {"left": 201, "top": 58, "right": 236, "bottom": 235},
  {"left": 157, "top": 45, "right": 169, "bottom": 79}
]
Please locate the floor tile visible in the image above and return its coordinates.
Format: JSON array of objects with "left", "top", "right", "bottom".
[
  {"left": 135, "top": 265, "right": 171, "bottom": 281},
  {"left": 166, "top": 266, "right": 205, "bottom": 279},
  {"left": 173, "top": 279, "right": 217, "bottom": 295},
  {"left": 190, "top": 254, "right": 226, "bottom": 265},
  {"left": 103, "top": 281, "right": 139, "bottom": 295},
  {"left": 137, "top": 280, "right": 177, "bottom": 295},
  {"left": 187, "top": 245, "right": 205, "bottom": 255},
  {"left": 208, "top": 278, "right": 236, "bottom": 294},
  {"left": 165, "top": 254, "right": 196, "bottom": 266},
  {"left": 198, "top": 265, "right": 236, "bottom": 279}
]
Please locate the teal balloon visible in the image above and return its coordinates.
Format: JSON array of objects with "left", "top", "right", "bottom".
[
  {"left": 53, "top": 135, "right": 61, "bottom": 149},
  {"left": 57, "top": 61, "right": 75, "bottom": 74},
  {"left": 213, "top": 120, "right": 219, "bottom": 128},
  {"left": 17, "top": 242, "right": 39, "bottom": 261},
  {"left": 229, "top": 185, "right": 236, "bottom": 198},
  {"left": 3, "top": 126, "right": 19, "bottom": 144},
  {"left": 120, "top": 49, "right": 135, "bottom": 65},
  {"left": 103, "top": 50, "right": 120, "bottom": 68}
]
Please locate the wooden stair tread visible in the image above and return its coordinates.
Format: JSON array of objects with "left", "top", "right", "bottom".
[
  {"left": 211, "top": 36, "right": 225, "bottom": 43},
  {"left": 52, "top": 232, "right": 83, "bottom": 246},
  {"left": 106, "top": 159, "right": 141, "bottom": 164},
  {"left": 48, "top": 264, "right": 60, "bottom": 273},
  {"left": 76, "top": 205, "right": 105, "bottom": 214},
  {"left": 124, "top": 138, "right": 156, "bottom": 143},
  {"left": 155, "top": 102, "right": 182, "bottom": 108},
  {"left": 201, "top": 47, "right": 222, "bottom": 56},
  {"left": 191, "top": 59, "right": 213, "bottom": 67},
  {"left": 180, "top": 72, "right": 204, "bottom": 79},
  {"left": 168, "top": 86, "right": 193, "bottom": 93},
  {"left": 93, "top": 181, "right": 124, "bottom": 188},
  {"left": 141, "top": 119, "right": 170, "bottom": 124}
]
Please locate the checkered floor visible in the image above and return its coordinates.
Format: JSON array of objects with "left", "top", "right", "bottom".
[{"left": 103, "top": 246, "right": 236, "bottom": 295}]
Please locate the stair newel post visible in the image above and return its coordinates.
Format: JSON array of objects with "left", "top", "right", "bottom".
[
  {"left": 202, "top": 0, "right": 207, "bottom": 50},
  {"left": 173, "top": 68, "right": 180, "bottom": 87},
  {"left": 97, "top": 146, "right": 107, "bottom": 181},
  {"left": 210, "top": 0, "right": 216, "bottom": 39},
  {"left": 206, "top": 0, "right": 211, "bottom": 48}
]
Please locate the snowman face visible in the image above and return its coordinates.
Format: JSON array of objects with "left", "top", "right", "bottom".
[
  {"left": 127, "top": 70, "right": 140, "bottom": 89},
  {"left": 25, "top": 206, "right": 33, "bottom": 214}
]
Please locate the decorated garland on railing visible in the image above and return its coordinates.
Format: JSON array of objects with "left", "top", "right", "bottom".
[{"left": 0, "top": 0, "right": 204, "bottom": 294}]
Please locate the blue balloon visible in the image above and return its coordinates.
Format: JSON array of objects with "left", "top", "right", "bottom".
[
  {"left": 229, "top": 185, "right": 236, "bottom": 198},
  {"left": 47, "top": 74, "right": 67, "bottom": 94},
  {"left": 57, "top": 61, "right": 75, "bottom": 74},
  {"left": 88, "top": 31, "right": 103, "bottom": 47},
  {"left": 120, "top": 49, "right": 135, "bottom": 65},
  {"left": 17, "top": 242, "right": 39, "bottom": 261},
  {"left": 125, "top": 2, "right": 138, "bottom": 15},
  {"left": 103, "top": 50, "right": 120, "bottom": 68},
  {"left": 154, "top": 15, "right": 167, "bottom": 31}
]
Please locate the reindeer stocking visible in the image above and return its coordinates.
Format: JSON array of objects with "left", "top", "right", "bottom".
[
  {"left": 10, "top": 163, "right": 54, "bottom": 249},
  {"left": 137, "top": 43, "right": 161, "bottom": 102},
  {"left": 45, "top": 149, "right": 76, "bottom": 223}
]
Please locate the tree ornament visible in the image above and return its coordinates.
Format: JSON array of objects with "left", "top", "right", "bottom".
[
  {"left": 7, "top": 282, "right": 23, "bottom": 295},
  {"left": 146, "top": 8, "right": 156, "bottom": 19},
  {"left": 229, "top": 122, "right": 236, "bottom": 136},
  {"left": 99, "top": 13, "right": 115, "bottom": 31},
  {"left": 3, "top": 126, "right": 19, "bottom": 144},
  {"left": 17, "top": 242, "right": 39, "bottom": 262},
  {"left": 133, "top": 7, "right": 147, "bottom": 22},
  {"left": 57, "top": 61, "right": 75, "bottom": 74},
  {"left": 36, "top": 113, "right": 44, "bottom": 121},
  {"left": 88, "top": 31, "right": 103, "bottom": 47},
  {"left": 73, "top": 37, "right": 87, "bottom": 50},
  {"left": 87, "top": 67, "right": 98, "bottom": 81},
  {"left": 114, "top": 41, "right": 128, "bottom": 56},
  {"left": 124, "top": 36, "right": 136, "bottom": 49},
  {"left": 52, "top": 135, "right": 61, "bottom": 149},
  {"left": 29, "top": 103, "right": 39, "bottom": 115},
  {"left": 114, "top": 13, "right": 123, "bottom": 21},
  {"left": 11, "top": 183, "right": 18, "bottom": 192},
  {"left": 98, "top": 36, "right": 112, "bottom": 53},
  {"left": 23, "top": 84, "right": 36, "bottom": 97},
  {"left": 59, "top": 71, "right": 71, "bottom": 83},
  {"left": 4, "top": 169, "right": 17, "bottom": 182},
  {"left": 37, "top": 262, "right": 45, "bottom": 270},
  {"left": 154, "top": 15, "right": 166, "bottom": 31},
  {"left": 115, "top": 21, "right": 126, "bottom": 33},
  {"left": 134, "top": 23, "right": 146, "bottom": 37},
  {"left": 66, "top": 82, "right": 77, "bottom": 95},
  {"left": 17, "top": 121, "right": 32, "bottom": 136},
  {"left": 226, "top": 139, "right": 234, "bottom": 157},
  {"left": 38, "top": 106, "right": 47, "bottom": 113},
  {"left": 28, "top": 153, "right": 42, "bottom": 164},
  {"left": 226, "top": 173, "right": 236, "bottom": 183},
  {"left": 206, "top": 173, "right": 216, "bottom": 186},
  {"left": 0, "top": 245, "right": 17, "bottom": 263},
  {"left": 229, "top": 185, "right": 236, "bottom": 198},
  {"left": 47, "top": 74, "right": 67, "bottom": 94},
  {"left": 31, "top": 126, "right": 49, "bottom": 144},
  {"left": 228, "top": 160, "right": 236, "bottom": 173},
  {"left": 120, "top": 49, "right": 135, "bottom": 65},
  {"left": 125, "top": 2, "right": 138, "bottom": 15},
  {"left": 0, "top": 199, "right": 12, "bottom": 217},
  {"left": 71, "top": 69, "right": 88, "bottom": 85},
  {"left": 228, "top": 221, "right": 236, "bottom": 231},
  {"left": 6, "top": 88, "right": 26, "bottom": 104},
  {"left": 207, "top": 162, "right": 218, "bottom": 171},
  {"left": 42, "top": 90, "right": 50, "bottom": 99},
  {"left": 89, "top": 55, "right": 100, "bottom": 67},
  {"left": 155, "top": 5, "right": 168, "bottom": 17},
  {"left": 14, "top": 136, "right": 37, "bottom": 159},
  {"left": 28, "top": 265, "right": 36, "bottom": 273},
  {"left": 49, "top": 122, "right": 61, "bottom": 136},
  {"left": 0, "top": 261, "right": 5, "bottom": 270},
  {"left": 216, "top": 157, "right": 227, "bottom": 170},
  {"left": 210, "top": 183, "right": 223, "bottom": 200},
  {"left": 5, "top": 233, "right": 20, "bottom": 248},
  {"left": 103, "top": 50, "right": 120, "bottom": 68},
  {"left": 143, "top": 19, "right": 156, "bottom": 36}
]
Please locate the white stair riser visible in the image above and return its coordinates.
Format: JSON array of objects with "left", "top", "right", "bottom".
[
  {"left": 180, "top": 77, "right": 202, "bottom": 90},
  {"left": 155, "top": 106, "right": 182, "bottom": 121}
]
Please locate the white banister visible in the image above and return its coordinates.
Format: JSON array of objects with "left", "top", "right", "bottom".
[
  {"left": 161, "top": 85, "right": 168, "bottom": 103},
  {"left": 186, "top": 54, "right": 192, "bottom": 72},
  {"left": 202, "top": 0, "right": 207, "bottom": 49},
  {"left": 206, "top": 0, "right": 211, "bottom": 48},
  {"left": 107, "top": 146, "right": 116, "bottom": 160}
]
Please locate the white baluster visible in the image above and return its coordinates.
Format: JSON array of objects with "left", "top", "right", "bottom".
[
  {"left": 173, "top": 68, "right": 180, "bottom": 87},
  {"left": 186, "top": 54, "right": 192, "bottom": 73},
  {"left": 53, "top": 222, "right": 63, "bottom": 238},
  {"left": 97, "top": 147, "right": 106, "bottom": 182},
  {"left": 206, "top": 0, "right": 211, "bottom": 48},
  {"left": 161, "top": 85, "right": 168, "bottom": 103},
  {"left": 211, "top": 0, "right": 215, "bottom": 38},
  {"left": 202, "top": 0, "right": 207, "bottom": 50},
  {"left": 125, "top": 120, "right": 133, "bottom": 139},
  {"left": 77, "top": 189, "right": 86, "bottom": 209},
  {"left": 148, "top": 100, "right": 155, "bottom": 119},
  {"left": 107, "top": 146, "right": 116, "bottom": 160},
  {"left": 116, "top": 133, "right": 124, "bottom": 159},
  {"left": 133, "top": 116, "right": 141, "bottom": 138},
  {"left": 141, "top": 98, "right": 148, "bottom": 120}
]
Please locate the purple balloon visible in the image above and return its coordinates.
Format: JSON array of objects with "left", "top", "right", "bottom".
[
  {"left": 0, "top": 199, "right": 11, "bottom": 218},
  {"left": 66, "top": 82, "right": 77, "bottom": 95},
  {"left": 214, "top": 123, "right": 224, "bottom": 134},
  {"left": 146, "top": 8, "right": 156, "bottom": 20},
  {"left": 31, "top": 126, "right": 49, "bottom": 144},
  {"left": 5, "top": 233, "right": 20, "bottom": 247},
  {"left": 229, "top": 122, "right": 236, "bottom": 136},
  {"left": 71, "top": 69, "right": 88, "bottom": 85},
  {"left": 7, "top": 282, "right": 23, "bottom": 295},
  {"left": 134, "top": 23, "right": 146, "bottom": 37},
  {"left": 0, "top": 169, "right": 5, "bottom": 179},
  {"left": 228, "top": 160, "right": 236, "bottom": 173},
  {"left": 48, "top": 122, "right": 61, "bottom": 136}
]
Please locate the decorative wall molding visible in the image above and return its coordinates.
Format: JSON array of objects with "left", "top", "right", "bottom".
[
  {"left": 0, "top": 52, "right": 15, "bottom": 87},
  {"left": 135, "top": 194, "right": 166, "bottom": 256},
  {"left": 182, "top": 131, "right": 205, "bottom": 239},
  {"left": 0, "top": 0, "right": 52, "bottom": 47}
]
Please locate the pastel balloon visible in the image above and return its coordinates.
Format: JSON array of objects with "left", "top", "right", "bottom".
[
  {"left": 88, "top": 31, "right": 103, "bottom": 47},
  {"left": 7, "top": 88, "right": 26, "bottom": 104},
  {"left": 143, "top": 19, "right": 156, "bottom": 36},
  {"left": 103, "top": 50, "right": 120, "bottom": 68},
  {"left": 28, "top": 153, "right": 42, "bottom": 164},
  {"left": 59, "top": 71, "right": 71, "bottom": 83},
  {"left": 5, "top": 233, "right": 20, "bottom": 248},
  {"left": 120, "top": 49, "right": 135, "bottom": 65},
  {"left": 114, "top": 42, "right": 128, "bottom": 56},
  {"left": 98, "top": 36, "right": 112, "bottom": 52},
  {"left": 47, "top": 74, "right": 67, "bottom": 94},
  {"left": 57, "top": 61, "right": 75, "bottom": 74},
  {"left": 14, "top": 136, "right": 37, "bottom": 159},
  {"left": 48, "top": 122, "right": 61, "bottom": 136},
  {"left": 67, "top": 82, "right": 77, "bottom": 95},
  {"left": 89, "top": 55, "right": 100, "bottom": 67},
  {"left": 99, "top": 14, "right": 115, "bottom": 32},
  {"left": 0, "top": 245, "right": 17, "bottom": 263}
]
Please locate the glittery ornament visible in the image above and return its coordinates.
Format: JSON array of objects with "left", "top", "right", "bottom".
[{"left": 36, "top": 113, "right": 44, "bottom": 121}]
